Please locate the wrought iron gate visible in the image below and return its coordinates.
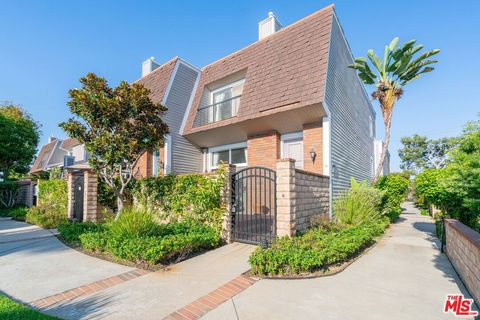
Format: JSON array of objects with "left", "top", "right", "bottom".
[
  {"left": 73, "top": 175, "right": 84, "bottom": 222},
  {"left": 231, "top": 167, "right": 276, "bottom": 245}
]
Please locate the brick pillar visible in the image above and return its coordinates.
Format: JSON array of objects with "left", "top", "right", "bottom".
[
  {"left": 66, "top": 172, "right": 75, "bottom": 220},
  {"left": 276, "top": 159, "right": 296, "bottom": 237},
  {"left": 84, "top": 170, "right": 99, "bottom": 222},
  {"left": 221, "top": 164, "right": 236, "bottom": 243}
]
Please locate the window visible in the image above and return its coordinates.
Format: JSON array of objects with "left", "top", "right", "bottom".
[
  {"left": 281, "top": 132, "right": 304, "bottom": 169},
  {"left": 209, "top": 142, "right": 247, "bottom": 170},
  {"left": 209, "top": 80, "right": 244, "bottom": 122}
]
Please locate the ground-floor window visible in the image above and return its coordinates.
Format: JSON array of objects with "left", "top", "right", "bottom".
[{"left": 208, "top": 142, "right": 247, "bottom": 170}]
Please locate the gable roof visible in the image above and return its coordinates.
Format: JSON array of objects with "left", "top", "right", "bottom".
[
  {"left": 136, "top": 57, "right": 178, "bottom": 104},
  {"left": 30, "top": 140, "right": 58, "bottom": 173},
  {"left": 60, "top": 138, "right": 81, "bottom": 151},
  {"left": 183, "top": 5, "right": 334, "bottom": 135}
]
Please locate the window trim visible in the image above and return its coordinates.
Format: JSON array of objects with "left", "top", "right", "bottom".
[{"left": 207, "top": 141, "right": 247, "bottom": 171}]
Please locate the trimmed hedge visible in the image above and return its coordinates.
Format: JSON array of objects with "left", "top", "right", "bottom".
[
  {"left": 0, "top": 294, "right": 59, "bottom": 320},
  {"left": 376, "top": 174, "right": 409, "bottom": 221},
  {"left": 249, "top": 219, "right": 389, "bottom": 276},
  {"left": 26, "top": 179, "right": 67, "bottom": 228},
  {"left": 0, "top": 206, "right": 28, "bottom": 220}
]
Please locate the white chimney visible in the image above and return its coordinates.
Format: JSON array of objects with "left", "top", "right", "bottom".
[
  {"left": 48, "top": 134, "right": 57, "bottom": 143},
  {"left": 142, "top": 57, "right": 160, "bottom": 77},
  {"left": 258, "top": 12, "right": 282, "bottom": 40}
]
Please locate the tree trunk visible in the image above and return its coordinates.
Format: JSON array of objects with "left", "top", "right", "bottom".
[
  {"left": 372, "top": 110, "right": 392, "bottom": 184},
  {"left": 115, "top": 196, "right": 125, "bottom": 221}
]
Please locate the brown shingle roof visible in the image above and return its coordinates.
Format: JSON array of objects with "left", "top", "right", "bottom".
[
  {"left": 183, "top": 5, "right": 334, "bottom": 135},
  {"left": 136, "top": 57, "right": 178, "bottom": 104},
  {"left": 60, "top": 138, "right": 81, "bottom": 151},
  {"left": 30, "top": 140, "right": 58, "bottom": 173}
]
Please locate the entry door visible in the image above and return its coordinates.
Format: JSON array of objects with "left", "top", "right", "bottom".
[{"left": 283, "top": 138, "right": 304, "bottom": 169}]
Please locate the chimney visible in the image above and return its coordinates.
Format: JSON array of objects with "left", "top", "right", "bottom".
[
  {"left": 48, "top": 134, "right": 57, "bottom": 143},
  {"left": 142, "top": 57, "right": 160, "bottom": 77},
  {"left": 258, "top": 12, "right": 282, "bottom": 40}
]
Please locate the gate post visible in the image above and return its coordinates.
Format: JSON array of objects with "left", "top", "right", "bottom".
[
  {"left": 221, "top": 164, "right": 236, "bottom": 243},
  {"left": 84, "top": 169, "right": 99, "bottom": 222},
  {"left": 66, "top": 172, "right": 75, "bottom": 220},
  {"left": 276, "top": 159, "right": 296, "bottom": 237}
]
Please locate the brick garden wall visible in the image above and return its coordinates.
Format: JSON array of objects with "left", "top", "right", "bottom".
[
  {"left": 247, "top": 131, "right": 280, "bottom": 170},
  {"left": 276, "top": 159, "right": 329, "bottom": 236},
  {"left": 445, "top": 219, "right": 480, "bottom": 303},
  {"left": 294, "top": 169, "right": 329, "bottom": 232}
]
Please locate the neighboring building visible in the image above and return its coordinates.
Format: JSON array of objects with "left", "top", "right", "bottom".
[
  {"left": 136, "top": 4, "right": 376, "bottom": 200},
  {"left": 374, "top": 139, "right": 390, "bottom": 176},
  {"left": 30, "top": 136, "right": 89, "bottom": 174}
]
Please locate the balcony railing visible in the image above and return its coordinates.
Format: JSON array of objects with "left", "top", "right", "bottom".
[{"left": 194, "top": 95, "right": 241, "bottom": 127}]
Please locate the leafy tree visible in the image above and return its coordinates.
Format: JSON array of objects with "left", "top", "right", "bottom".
[
  {"left": 349, "top": 38, "right": 439, "bottom": 183},
  {"left": 398, "top": 134, "right": 428, "bottom": 174},
  {"left": 0, "top": 104, "right": 41, "bottom": 179},
  {"left": 60, "top": 73, "right": 169, "bottom": 219},
  {"left": 399, "top": 134, "right": 458, "bottom": 173}
]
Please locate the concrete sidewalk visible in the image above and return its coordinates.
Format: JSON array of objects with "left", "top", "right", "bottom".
[
  {"left": 203, "top": 202, "right": 477, "bottom": 320},
  {"left": 0, "top": 219, "right": 134, "bottom": 302}
]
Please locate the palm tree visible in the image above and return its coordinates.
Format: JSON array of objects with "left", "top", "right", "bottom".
[{"left": 349, "top": 38, "right": 439, "bottom": 183}]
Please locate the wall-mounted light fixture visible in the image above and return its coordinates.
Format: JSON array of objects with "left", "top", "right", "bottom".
[
  {"left": 159, "top": 161, "right": 165, "bottom": 171},
  {"left": 310, "top": 148, "right": 317, "bottom": 162}
]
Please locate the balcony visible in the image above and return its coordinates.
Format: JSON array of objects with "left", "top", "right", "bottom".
[{"left": 193, "top": 95, "right": 241, "bottom": 127}]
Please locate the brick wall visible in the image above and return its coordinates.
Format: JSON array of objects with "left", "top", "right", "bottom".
[
  {"left": 303, "top": 122, "right": 323, "bottom": 174},
  {"left": 445, "top": 219, "right": 480, "bottom": 303},
  {"left": 276, "top": 159, "right": 329, "bottom": 236},
  {"left": 134, "top": 148, "right": 165, "bottom": 178},
  {"left": 294, "top": 169, "right": 329, "bottom": 231},
  {"left": 247, "top": 130, "right": 280, "bottom": 170}
]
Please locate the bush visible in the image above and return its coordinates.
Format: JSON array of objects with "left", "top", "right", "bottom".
[
  {"left": 0, "top": 181, "right": 19, "bottom": 208},
  {"left": 26, "top": 179, "right": 68, "bottom": 228},
  {"left": 59, "top": 207, "right": 222, "bottom": 265},
  {"left": 249, "top": 219, "right": 389, "bottom": 275},
  {"left": 0, "top": 206, "right": 28, "bottom": 219},
  {"left": 132, "top": 167, "right": 226, "bottom": 228},
  {"left": 57, "top": 222, "right": 105, "bottom": 242},
  {"left": 26, "top": 205, "right": 67, "bottom": 228},
  {"left": 0, "top": 294, "right": 59, "bottom": 320},
  {"left": 376, "top": 174, "right": 409, "bottom": 221},
  {"left": 334, "top": 178, "right": 384, "bottom": 225}
]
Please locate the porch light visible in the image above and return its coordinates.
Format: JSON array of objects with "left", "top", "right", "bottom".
[{"left": 310, "top": 148, "right": 317, "bottom": 162}]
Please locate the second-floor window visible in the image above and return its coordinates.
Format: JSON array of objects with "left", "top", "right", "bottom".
[{"left": 194, "top": 79, "right": 244, "bottom": 127}]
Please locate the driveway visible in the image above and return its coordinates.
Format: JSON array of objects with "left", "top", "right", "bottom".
[{"left": 203, "top": 202, "right": 477, "bottom": 320}]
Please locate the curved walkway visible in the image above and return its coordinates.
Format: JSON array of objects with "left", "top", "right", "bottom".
[{"left": 203, "top": 202, "right": 477, "bottom": 319}]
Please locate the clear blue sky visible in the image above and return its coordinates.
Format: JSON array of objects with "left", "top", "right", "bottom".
[{"left": 1, "top": 0, "right": 479, "bottom": 171}]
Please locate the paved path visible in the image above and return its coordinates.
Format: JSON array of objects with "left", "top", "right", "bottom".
[{"left": 203, "top": 202, "right": 477, "bottom": 320}]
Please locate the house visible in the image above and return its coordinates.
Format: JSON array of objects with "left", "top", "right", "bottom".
[
  {"left": 30, "top": 136, "right": 89, "bottom": 174},
  {"left": 135, "top": 4, "right": 377, "bottom": 201}
]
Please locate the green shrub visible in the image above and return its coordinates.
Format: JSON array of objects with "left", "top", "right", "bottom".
[
  {"left": 376, "top": 174, "right": 409, "bottom": 221},
  {"left": 26, "top": 205, "right": 67, "bottom": 228},
  {"left": 108, "top": 206, "right": 162, "bottom": 239},
  {"left": 65, "top": 207, "right": 223, "bottom": 265},
  {"left": 0, "top": 181, "right": 19, "bottom": 208},
  {"left": 334, "top": 178, "right": 384, "bottom": 225},
  {"left": 27, "top": 179, "right": 68, "bottom": 228},
  {"left": 0, "top": 294, "right": 60, "bottom": 320},
  {"left": 0, "top": 206, "right": 28, "bottom": 219},
  {"left": 249, "top": 219, "right": 389, "bottom": 275},
  {"left": 58, "top": 222, "right": 105, "bottom": 242},
  {"left": 132, "top": 167, "right": 226, "bottom": 228}
]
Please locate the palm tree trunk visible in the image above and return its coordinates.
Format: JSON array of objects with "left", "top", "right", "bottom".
[{"left": 373, "top": 110, "right": 392, "bottom": 184}]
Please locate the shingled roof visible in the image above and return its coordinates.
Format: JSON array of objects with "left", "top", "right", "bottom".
[
  {"left": 30, "top": 140, "right": 58, "bottom": 173},
  {"left": 60, "top": 138, "right": 81, "bottom": 151},
  {"left": 136, "top": 57, "right": 178, "bottom": 104},
  {"left": 183, "top": 4, "right": 334, "bottom": 135}
]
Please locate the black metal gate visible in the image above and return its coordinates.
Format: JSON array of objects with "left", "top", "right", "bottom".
[
  {"left": 73, "top": 175, "right": 84, "bottom": 222},
  {"left": 231, "top": 167, "right": 276, "bottom": 245}
]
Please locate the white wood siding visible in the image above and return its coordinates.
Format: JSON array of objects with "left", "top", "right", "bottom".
[
  {"left": 325, "top": 15, "right": 376, "bottom": 198},
  {"left": 164, "top": 62, "right": 203, "bottom": 173}
]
